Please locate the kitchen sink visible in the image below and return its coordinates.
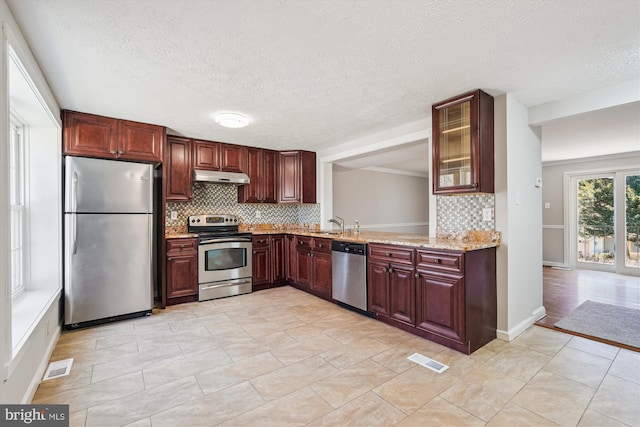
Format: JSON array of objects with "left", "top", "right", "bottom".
[{"left": 316, "top": 230, "right": 341, "bottom": 235}]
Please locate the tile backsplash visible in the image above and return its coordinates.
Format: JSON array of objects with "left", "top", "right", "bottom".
[
  {"left": 165, "top": 183, "right": 320, "bottom": 228},
  {"left": 437, "top": 193, "right": 495, "bottom": 231}
]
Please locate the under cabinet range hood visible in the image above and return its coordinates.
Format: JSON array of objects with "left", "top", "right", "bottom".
[{"left": 193, "top": 169, "right": 250, "bottom": 185}]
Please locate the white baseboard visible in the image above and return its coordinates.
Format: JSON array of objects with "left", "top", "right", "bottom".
[
  {"left": 543, "top": 261, "right": 568, "bottom": 268},
  {"left": 22, "top": 326, "right": 60, "bottom": 403},
  {"left": 496, "top": 305, "right": 546, "bottom": 341}
]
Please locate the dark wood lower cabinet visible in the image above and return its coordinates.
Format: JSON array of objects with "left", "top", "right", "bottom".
[
  {"left": 290, "top": 236, "right": 332, "bottom": 301},
  {"left": 166, "top": 238, "right": 198, "bottom": 305},
  {"left": 252, "top": 234, "right": 287, "bottom": 291},
  {"left": 368, "top": 243, "right": 496, "bottom": 354}
]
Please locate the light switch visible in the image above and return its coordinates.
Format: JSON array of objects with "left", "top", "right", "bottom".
[
  {"left": 545, "top": 202, "right": 551, "bottom": 209},
  {"left": 255, "top": 210, "right": 261, "bottom": 219},
  {"left": 535, "top": 177, "right": 542, "bottom": 188},
  {"left": 170, "top": 211, "right": 178, "bottom": 220},
  {"left": 482, "top": 208, "right": 493, "bottom": 221}
]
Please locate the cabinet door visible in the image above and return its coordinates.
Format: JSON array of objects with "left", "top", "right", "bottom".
[
  {"left": 285, "top": 235, "right": 297, "bottom": 281},
  {"left": 220, "top": 143, "right": 247, "bottom": 173},
  {"left": 238, "top": 148, "right": 262, "bottom": 203},
  {"left": 368, "top": 260, "right": 390, "bottom": 318},
  {"left": 118, "top": 120, "right": 164, "bottom": 162},
  {"left": 296, "top": 247, "right": 312, "bottom": 288},
  {"left": 312, "top": 250, "right": 332, "bottom": 298},
  {"left": 165, "top": 136, "right": 192, "bottom": 201},
  {"left": 389, "top": 264, "right": 416, "bottom": 326},
  {"left": 415, "top": 270, "right": 465, "bottom": 343},
  {"left": 271, "top": 235, "right": 286, "bottom": 283},
  {"left": 166, "top": 254, "right": 198, "bottom": 299},
  {"left": 193, "top": 140, "right": 220, "bottom": 170},
  {"left": 432, "top": 89, "right": 494, "bottom": 194},
  {"left": 63, "top": 110, "right": 118, "bottom": 158},
  {"left": 279, "top": 151, "right": 301, "bottom": 203},
  {"left": 252, "top": 245, "right": 271, "bottom": 286},
  {"left": 261, "top": 149, "right": 279, "bottom": 203}
]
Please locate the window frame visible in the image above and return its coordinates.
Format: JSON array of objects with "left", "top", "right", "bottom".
[{"left": 8, "top": 114, "right": 28, "bottom": 300}]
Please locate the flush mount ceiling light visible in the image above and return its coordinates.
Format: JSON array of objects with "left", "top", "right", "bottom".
[{"left": 214, "top": 112, "right": 250, "bottom": 128}]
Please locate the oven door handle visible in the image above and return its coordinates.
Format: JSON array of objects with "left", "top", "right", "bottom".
[
  {"left": 200, "top": 280, "right": 251, "bottom": 290},
  {"left": 199, "top": 238, "right": 252, "bottom": 245}
]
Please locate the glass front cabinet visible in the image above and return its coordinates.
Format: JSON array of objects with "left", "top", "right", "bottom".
[{"left": 432, "top": 89, "right": 494, "bottom": 194}]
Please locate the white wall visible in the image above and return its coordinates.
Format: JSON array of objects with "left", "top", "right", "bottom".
[
  {"left": 1, "top": 0, "right": 62, "bottom": 403},
  {"left": 332, "top": 166, "right": 428, "bottom": 233},
  {"left": 494, "top": 94, "right": 545, "bottom": 340},
  {"left": 542, "top": 153, "right": 640, "bottom": 266}
]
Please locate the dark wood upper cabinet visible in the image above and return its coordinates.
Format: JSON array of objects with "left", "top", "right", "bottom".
[
  {"left": 432, "top": 89, "right": 494, "bottom": 194},
  {"left": 238, "top": 148, "right": 278, "bottom": 204},
  {"left": 193, "top": 140, "right": 247, "bottom": 173},
  {"left": 193, "top": 140, "right": 220, "bottom": 170},
  {"left": 63, "top": 110, "right": 163, "bottom": 163},
  {"left": 165, "top": 136, "right": 192, "bottom": 201},
  {"left": 278, "top": 150, "right": 316, "bottom": 204}
]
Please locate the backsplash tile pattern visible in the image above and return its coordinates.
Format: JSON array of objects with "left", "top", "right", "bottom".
[
  {"left": 165, "top": 183, "right": 320, "bottom": 228},
  {"left": 437, "top": 194, "right": 495, "bottom": 231}
]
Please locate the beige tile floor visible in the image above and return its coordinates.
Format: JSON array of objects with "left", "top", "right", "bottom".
[{"left": 34, "top": 286, "right": 640, "bottom": 427}]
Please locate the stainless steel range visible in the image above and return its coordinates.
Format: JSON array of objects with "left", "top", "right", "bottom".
[{"left": 188, "top": 214, "right": 252, "bottom": 301}]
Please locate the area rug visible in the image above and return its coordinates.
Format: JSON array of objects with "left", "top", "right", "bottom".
[{"left": 555, "top": 300, "right": 640, "bottom": 349}]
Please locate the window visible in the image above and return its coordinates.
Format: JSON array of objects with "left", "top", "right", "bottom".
[{"left": 9, "top": 119, "right": 27, "bottom": 299}]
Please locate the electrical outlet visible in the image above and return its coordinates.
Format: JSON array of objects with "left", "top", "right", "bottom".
[
  {"left": 255, "top": 210, "right": 261, "bottom": 219},
  {"left": 170, "top": 211, "right": 178, "bottom": 220},
  {"left": 482, "top": 208, "right": 493, "bottom": 222}
]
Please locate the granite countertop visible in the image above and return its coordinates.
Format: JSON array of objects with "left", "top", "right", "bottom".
[
  {"left": 165, "top": 226, "right": 500, "bottom": 251},
  {"left": 250, "top": 229, "right": 500, "bottom": 252},
  {"left": 165, "top": 233, "right": 198, "bottom": 239}
]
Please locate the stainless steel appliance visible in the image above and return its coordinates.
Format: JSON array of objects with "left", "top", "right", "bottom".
[
  {"left": 188, "top": 214, "right": 252, "bottom": 301},
  {"left": 332, "top": 240, "right": 368, "bottom": 312},
  {"left": 64, "top": 156, "right": 154, "bottom": 328}
]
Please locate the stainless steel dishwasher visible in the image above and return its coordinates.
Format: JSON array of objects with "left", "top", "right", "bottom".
[{"left": 332, "top": 240, "right": 368, "bottom": 312}]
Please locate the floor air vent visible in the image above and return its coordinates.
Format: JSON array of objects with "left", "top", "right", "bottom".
[
  {"left": 42, "top": 358, "right": 74, "bottom": 381},
  {"left": 407, "top": 353, "right": 448, "bottom": 373}
]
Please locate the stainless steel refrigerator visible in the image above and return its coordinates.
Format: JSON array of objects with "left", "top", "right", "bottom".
[{"left": 64, "top": 156, "right": 154, "bottom": 328}]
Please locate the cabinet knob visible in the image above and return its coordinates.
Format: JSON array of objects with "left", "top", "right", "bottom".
[
  {"left": 168, "top": 257, "right": 173, "bottom": 261},
  {"left": 318, "top": 243, "right": 323, "bottom": 248},
  {"left": 110, "top": 150, "right": 117, "bottom": 155},
  {"left": 472, "top": 183, "right": 478, "bottom": 188},
  {"left": 388, "top": 267, "right": 394, "bottom": 273},
  {"left": 118, "top": 150, "right": 125, "bottom": 155},
  {"left": 253, "top": 251, "right": 256, "bottom": 254},
  {"left": 415, "top": 272, "right": 420, "bottom": 278},
  {"left": 385, "top": 253, "right": 392, "bottom": 257},
  {"left": 180, "top": 244, "right": 185, "bottom": 248},
  {"left": 433, "top": 258, "right": 441, "bottom": 264},
  {"left": 382, "top": 267, "right": 387, "bottom": 273}
]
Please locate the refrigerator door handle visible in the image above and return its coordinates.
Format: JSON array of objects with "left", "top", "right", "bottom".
[
  {"left": 71, "top": 213, "right": 78, "bottom": 255},
  {"left": 72, "top": 171, "right": 79, "bottom": 212}
]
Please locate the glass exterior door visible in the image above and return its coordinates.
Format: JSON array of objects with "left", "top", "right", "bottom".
[
  {"left": 622, "top": 173, "right": 640, "bottom": 274},
  {"left": 572, "top": 171, "right": 640, "bottom": 276},
  {"left": 576, "top": 175, "right": 615, "bottom": 269}
]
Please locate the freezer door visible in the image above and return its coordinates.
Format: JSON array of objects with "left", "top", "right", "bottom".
[
  {"left": 65, "top": 213, "right": 153, "bottom": 326},
  {"left": 65, "top": 156, "right": 153, "bottom": 213}
]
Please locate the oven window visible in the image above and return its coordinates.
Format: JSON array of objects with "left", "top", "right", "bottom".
[{"left": 204, "top": 247, "right": 247, "bottom": 271}]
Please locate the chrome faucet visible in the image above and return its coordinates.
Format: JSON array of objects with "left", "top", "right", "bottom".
[{"left": 328, "top": 216, "right": 344, "bottom": 234}]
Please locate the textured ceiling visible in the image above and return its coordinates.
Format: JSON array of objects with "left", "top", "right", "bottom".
[{"left": 7, "top": 0, "right": 640, "bottom": 162}]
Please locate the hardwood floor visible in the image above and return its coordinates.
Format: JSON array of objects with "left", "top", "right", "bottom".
[{"left": 537, "top": 267, "right": 640, "bottom": 340}]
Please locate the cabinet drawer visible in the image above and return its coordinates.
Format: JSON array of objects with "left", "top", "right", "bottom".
[
  {"left": 296, "top": 236, "right": 313, "bottom": 248},
  {"left": 252, "top": 236, "right": 270, "bottom": 248},
  {"left": 166, "top": 238, "right": 197, "bottom": 255},
  {"left": 416, "top": 250, "right": 463, "bottom": 274},
  {"left": 312, "top": 237, "right": 331, "bottom": 253},
  {"left": 369, "top": 244, "right": 414, "bottom": 265}
]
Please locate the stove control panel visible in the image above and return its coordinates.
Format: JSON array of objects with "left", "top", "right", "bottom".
[{"left": 188, "top": 214, "right": 239, "bottom": 227}]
